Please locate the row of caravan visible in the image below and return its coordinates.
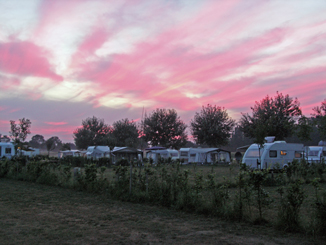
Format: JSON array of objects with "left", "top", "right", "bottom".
[
  {"left": 58, "top": 146, "right": 232, "bottom": 165},
  {"left": 146, "top": 147, "right": 231, "bottom": 164},
  {"left": 241, "top": 137, "right": 326, "bottom": 169}
]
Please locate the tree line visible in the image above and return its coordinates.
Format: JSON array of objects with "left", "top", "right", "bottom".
[
  {"left": 73, "top": 92, "right": 326, "bottom": 150},
  {"left": 4, "top": 92, "right": 326, "bottom": 151}
]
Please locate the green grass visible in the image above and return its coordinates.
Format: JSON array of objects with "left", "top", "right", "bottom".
[{"left": 0, "top": 178, "right": 323, "bottom": 244}]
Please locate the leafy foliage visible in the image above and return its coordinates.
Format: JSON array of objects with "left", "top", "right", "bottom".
[
  {"left": 312, "top": 99, "right": 326, "bottom": 139},
  {"left": 73, "top": 116, "right": 111, "bottom": 150},
  {"left": 9, "top": 118, "right": 32, "bottom": 152},
  {"left": 109, "top": 118, "right": 139, "bottom": 148},
  {"left": 190, "top": 104, "right": 235, "bottom": 147},
  {"left": 142, "top": 109, "right": 187, "bottom": 149},
  {"left": 29, "top": 134, "right": 45, "bottom": 148},
  {"left": 239, "top": 92, "right": 302, "bottom": 143}
]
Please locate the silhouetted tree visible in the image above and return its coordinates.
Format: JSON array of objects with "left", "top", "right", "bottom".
[
  {"left": 73, "top": 116, "right": 110, "bottom": 150},
  {"left": 109, "top": 118, "right": 139, "bottom": 148},
  {"left": 142, "top": 109, "right": 187, "bottom": 149},
  {"left": 9, "top": 118, "right": 32, "bottom": 153},
  {"left": 191, "top": 104, "right": 235, "bottom": 147},
  {"left": 312, "top": 99, "right": 326, "bottom": 140},
  {"left": 29, "top": 134, "right": 45, "bottom": 148},
  {"left": 239, "top": 92, "right": 302, "bottom": 144}
]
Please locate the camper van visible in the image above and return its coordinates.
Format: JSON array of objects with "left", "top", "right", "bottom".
[
  {"left": 146, "top": 148, "right": 179, "bottom": 163},
  {"left": 0, "top": 142, "right": 15, "bottom": 159},
  {"left": 242, "top": 140, "right": 304, "bottom": 169},
  {"left": 306, "top": 146, "right": 326, "bottom": 163}
]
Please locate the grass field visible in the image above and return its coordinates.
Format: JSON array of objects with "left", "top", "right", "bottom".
[{"left": 0, "top": 178, "right": 324, "bottom": 244}]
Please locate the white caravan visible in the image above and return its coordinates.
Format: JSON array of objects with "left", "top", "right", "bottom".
[
  {"left": 306, "top": 146, "right": 326, "bottom": 163},
  {"left": 146, "top": 149, "right": 179, "bottom": 163},
  {"left": 0, "top": 142, "right": 15, "bottom": 159},
  {"left": 242, "top": 140, "right": 304, "bottom": 169}
]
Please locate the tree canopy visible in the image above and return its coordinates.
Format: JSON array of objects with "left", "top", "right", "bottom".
[
  {"left": 312, "top": 99, "right": 326, "bottom": 140},
  {"left": 73, "top": 116, "right": 110, "bottom": 150},
  {"left": 239, "top": 92, "right": 302, "bottom": 144},
  {"left": 29, "top": 134, "right": 45, "bottom": 148},
  {"left": 109, "top": 118, "right": 139, "bottom": 148},
  {"left": 9, "top": 118, "right": 31, "bottom": 143},
  {"left": 142, "top": 109, "right": 187, "bottom": 149},
  {"left": 190, "top": 104, "right": 235, "bottom": 147}
]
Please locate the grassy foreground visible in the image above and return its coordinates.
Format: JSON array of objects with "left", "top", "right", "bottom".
[{"left": 0, "top": 178, "right": 323, "bottom": 245}]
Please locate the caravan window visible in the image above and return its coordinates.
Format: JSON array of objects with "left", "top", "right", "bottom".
[
  {"left": 295, "top": 151, "right": 303, "bottom": 158},
  {"left": 269, "top": 150, "right": 277, "bottom": 158},
  {"left": 170, "top": 153, "right": 178, "bottom": 157},
  {"left": 323, "top": 151, "right": 326, "bottom": 157},
  {"left": 180, "top": 151, "right": 188, "bottom": 157},
  {"left": 308, "top": 150, "right": 319, "bottom": 156},
  {"left": 280, "top": 150, "right": 287, "bottom": 156},
  {"left": 190, "top": 153, "right": 196, "bottom": 157},
  {"left": 5, "top": 148, "right": 11, "bottom": 154}
]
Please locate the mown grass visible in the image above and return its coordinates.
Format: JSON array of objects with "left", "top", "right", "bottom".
[
  {"left": 0, "top": 178, "right": 323, "bottom": 244},
  {"left": 2, "top": 156, "right": 326, "bottom": 240}
]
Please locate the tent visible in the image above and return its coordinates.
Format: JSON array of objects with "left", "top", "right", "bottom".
[
  {"left": 86, "top": 146, "right": 111, "bottom": 159},
  {"left": 146, "top": 148, "right": 179, "bottom": 163},
  {"left": 111, "top": 147, "right": 142, "bottom": 164},
  {"left": 188, "top": 148, "right": 231, "bottom": 164},
  {"left": 58, "top": 150, "right": 81, "bottom": 158}
]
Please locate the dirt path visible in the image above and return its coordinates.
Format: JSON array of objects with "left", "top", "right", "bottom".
[{"left": 0, "top": 179, "right": 322, "bottom": 244}]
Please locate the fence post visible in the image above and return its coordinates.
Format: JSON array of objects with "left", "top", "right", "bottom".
[{"left": 129, "top": 161, "right": 133, "bottom": 195}]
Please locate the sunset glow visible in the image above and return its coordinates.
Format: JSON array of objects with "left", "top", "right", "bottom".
[{"left": 1, "top": 0, "right": 326, "bottom": 142}]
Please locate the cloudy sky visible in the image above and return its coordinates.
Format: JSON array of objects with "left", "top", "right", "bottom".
[{"left": 0, "top": 0, "right": 326, "bottom": 143}]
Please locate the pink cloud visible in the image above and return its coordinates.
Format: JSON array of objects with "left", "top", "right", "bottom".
[
  {"left": 44, "top": 122, "right": 68, "bottom": 126},
  {"left": 0, "top": 41, "right": 63, "bottom": 82}
]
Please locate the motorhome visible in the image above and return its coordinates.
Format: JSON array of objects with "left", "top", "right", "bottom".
[
  {"left": 0, "top": 142, "right": 15, "bottom": 159},
  {"left": 306, "top": 146, "right": 326, "bottom": 163},
  {"left": 242, "top": 139, "right": 304, "bottom": 169},
  {"left": 146, "top": 148, "right": 179, "bottom": 163}
]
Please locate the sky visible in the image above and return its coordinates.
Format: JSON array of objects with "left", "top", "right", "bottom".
[{"left": 0, "top": 0, "right": 326, "bottom": 143}]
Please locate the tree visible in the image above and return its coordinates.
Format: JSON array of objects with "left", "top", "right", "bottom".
[
  {"left": 239, "top": 92, "right": 302, "bottom": 144},
  {"left": 45, "top": 136, "right": 62, "bottom": 155},
  {"left": 46, "top": 138, "right": 55, "bottom": 156},
  {"left": 29, "top": 134, "right": 45, "bottom": 148},
  {"left": 61, "top": 143, "right": 71, "bottom": 151},
  {"left": 296, "top": 116, "right": 313, "bottom": 142},
  {"left": 142, "top": 108, "right": 187, "bottom": 149},
  {"left": 312, "top": 99, "right": 326, "bottom": 140},
  {"left": 109, "top": 118, "right": 139, "bottom": 148},
  {"left": 73, "top": 116, "right": 110, "bottom": 150},
  {"left": 9, "top": 118, "right": 32, "bottom": 152},
  {"left": 9, "top": 118, "right": 31, "bottom": 142},
  {"left": 190, "top": 104, "right": 235, "bottom": 147}
]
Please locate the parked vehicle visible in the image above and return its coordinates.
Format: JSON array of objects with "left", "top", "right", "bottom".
[
  {"left": 306, "top": 146, "right": 326, "bottom": 163},
  {"left": 242, "top": 138, "right": 304, "bottom": 169},
  {"left": 0, "top": 142, "right": 15, "bottom": 159}
]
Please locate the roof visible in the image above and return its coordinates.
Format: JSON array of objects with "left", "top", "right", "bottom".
[
  {"left": 145, "top": 146, "right": 166, "bottom": 150},
  {"left": 188, "top": 148, "right": 230, "bottom": 153},
  {"left": 87, "top": 146, "right": 110, "bottom": 153},
  {"left": 112, "top": 147, "right": 141, "bottom": 153}
]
